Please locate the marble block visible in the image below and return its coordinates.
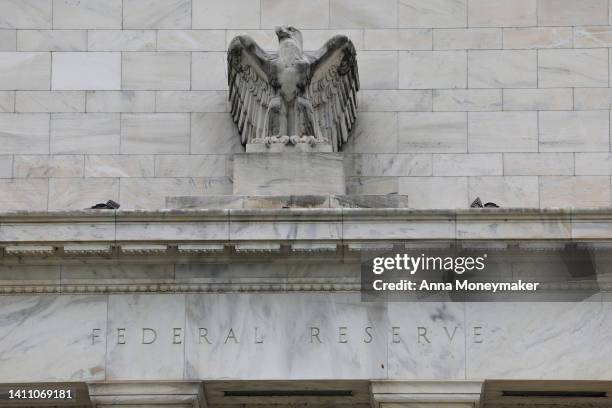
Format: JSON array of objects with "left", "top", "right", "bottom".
[
  {"left": 106, "top": 294, "right": 186, "bottom": 380},
  {"left": 184, "top": 293, "right": 389, "bottom": 380},
  {"left": 387, "top": 302, "right": 465, "bottom": 379},
  {"left": 0, "top": 295, "right": 107, "bottom": 382},
  {"left": 233, "top": 153, "right": 346, "bottom": 196},
  {"left": 466, "top": 301, "right": 612, "bottom": 379}
]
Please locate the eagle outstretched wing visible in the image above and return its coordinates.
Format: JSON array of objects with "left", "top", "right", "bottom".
[
  {"left": 308, "top": 35, "right": 359, "bottom": 152},
  {"left": 227, "top": 35, "right": 276, "bottom": 145}
]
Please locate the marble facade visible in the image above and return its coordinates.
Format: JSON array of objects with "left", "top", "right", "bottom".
[
  {"left": 0, "top": 1, "right": 612, "bottom": 208},
  {"left": 2, "top": 0, "right": 612, "bottom": 406},
  {"left": 0, "top": 209, "right": 610, "bottom": 406}
]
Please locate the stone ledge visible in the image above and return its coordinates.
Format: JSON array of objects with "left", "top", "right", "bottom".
[{"left": 0, "top": 208, "right": 608, "bottom": 247}]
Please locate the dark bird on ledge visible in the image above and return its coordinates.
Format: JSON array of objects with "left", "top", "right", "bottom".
[
  {"left": 90, "top": 200, "right": 120, "bottom": 210},
  {"left": 227, "top": 25, "right": 359, "bottom": 152},
  {"left": 470, "top": 197, "right": 500, "bottom": 208}
]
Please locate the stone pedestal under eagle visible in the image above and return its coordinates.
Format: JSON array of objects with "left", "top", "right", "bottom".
[{"left": 228, "top": 26, "right": 359, "bottom": 152}]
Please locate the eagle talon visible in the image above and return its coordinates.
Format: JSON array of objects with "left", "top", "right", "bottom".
[
  {"left": 305, "top": 136, "right": 317, "bottom": 146},
  {"left": 289, "top": 136, "right": 301, "bottom": 145}
]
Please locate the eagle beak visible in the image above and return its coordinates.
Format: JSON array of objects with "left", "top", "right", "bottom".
[{"left": 275, "top": 26, "right": 289, "bottom": 40}]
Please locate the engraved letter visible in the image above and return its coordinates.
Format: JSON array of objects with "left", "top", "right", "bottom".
[
  {"left": 254, "top": 327, "right": 264, "bottom": 344},
  {"left": 117, "top": 328, "right": 126, "bottom": 345},
  {"left": 392, "top": 327, "right": 400, "bottom": 344},
  {"left": 311, "top": 327, "right": 322, "bottom": 343},
  {"left": 142, "top": 328, "right": 157, "bottom": 345},
  {"left": 199, "top": 328, "right": 211, "bottom": 344},
  {"left": 443, "top": 326, "right": 459, "bottom": 342},
  {"left": 364, "top": 326, "right": 373, "bottom": 344},
  {"left": 224, "top": 328, "right": 239, "bottom": 344},
  {"left": 473, "top": 326, "right": 484, "bottom": 344},
  {"left": 91, "top": 328, "right": 101, "bottom": 345},
  {"left": 338, "top": 326, "right": 348, "bottom": 344},
  {"left": 173, "top": 328, "right": 182, "bottom": 345},
  {"left": 417, "top": 327, "right": 430, "bottom": 344}
]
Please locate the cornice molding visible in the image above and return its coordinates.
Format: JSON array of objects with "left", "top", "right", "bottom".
[
  {"left": 0, "top": 209, "right": 608, "bottom": 264},
  {"left": 0, "top": 207, "right": 604, "bottom": 222},
  {"left": 0, "top": 208, "right": 610, "bottom": 294},
  {"left": 0, "top": 207, "right": 609, "bottom": 222}
]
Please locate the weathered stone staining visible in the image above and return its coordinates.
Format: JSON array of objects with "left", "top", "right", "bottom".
[{"left": 228, "top": 26, "right": 359, "bottom": 152}]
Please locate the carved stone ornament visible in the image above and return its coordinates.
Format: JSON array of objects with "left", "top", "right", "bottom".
[{"left": 228, "top": 26, "right": 360, "bottom": 152}]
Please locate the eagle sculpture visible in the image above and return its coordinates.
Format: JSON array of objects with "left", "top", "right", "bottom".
[{"left": 227, "top": 26, "right": 359, "bottom": 152}]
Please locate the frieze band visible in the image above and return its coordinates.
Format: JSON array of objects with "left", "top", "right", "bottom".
[{"left": 91, "top": 326, "right": 486, "bottom": 345}]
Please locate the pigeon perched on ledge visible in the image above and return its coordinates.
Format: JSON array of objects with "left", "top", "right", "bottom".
[
  {"left": 470, "top": 197, "right": 500, "bottom": 208},
  {"left": 90, "top": 200, "right": 120, "bottom": 210}
]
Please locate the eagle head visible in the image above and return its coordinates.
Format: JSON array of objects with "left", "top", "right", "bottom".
[{"left": 275, "top": 25, "right": 303, "bottom": 49}]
